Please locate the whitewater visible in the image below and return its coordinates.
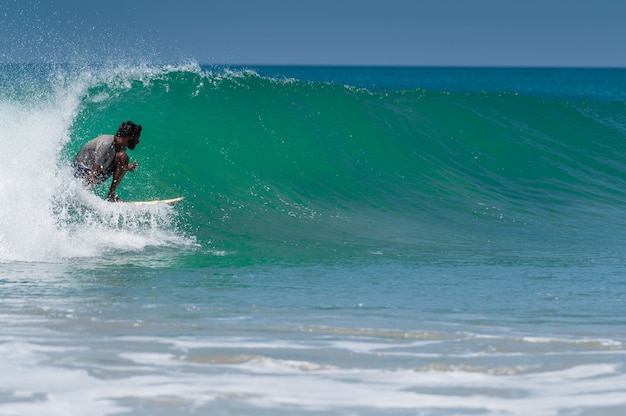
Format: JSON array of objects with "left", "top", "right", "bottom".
[{"left": 1, "top": 63, "right": 626, "bottom": 415}]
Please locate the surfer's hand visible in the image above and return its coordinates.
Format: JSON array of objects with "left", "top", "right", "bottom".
[
  {"left": 107, "top": 195, "right": 124, "bottom": 203},
  {"left": 128, "top": 162, "right": 138, "bottom": 172}
]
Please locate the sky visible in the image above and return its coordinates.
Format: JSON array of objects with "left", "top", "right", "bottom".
[{"left": 1, "top": 0, "right": 625, "bottom": 67}]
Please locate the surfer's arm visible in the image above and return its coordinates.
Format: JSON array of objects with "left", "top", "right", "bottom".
[{"left": 107, "top": 151, "right": 130, "bottom": 202}]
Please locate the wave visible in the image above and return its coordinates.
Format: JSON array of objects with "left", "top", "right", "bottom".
[{"left": 2, "top": 63, "right": 626, "bottom": 264}]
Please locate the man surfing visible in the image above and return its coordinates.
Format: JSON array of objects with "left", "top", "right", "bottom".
[{"left": 72, "top": 121, "right": 142, "bottom": 202}]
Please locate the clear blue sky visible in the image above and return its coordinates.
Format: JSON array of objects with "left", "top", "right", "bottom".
[{"left": 2, "top": 0, "right": 625, "bottom": 67}]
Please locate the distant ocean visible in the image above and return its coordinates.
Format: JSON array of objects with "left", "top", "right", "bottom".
[{"left": 1, "top": 63, "right": 626, "bottom": 415}]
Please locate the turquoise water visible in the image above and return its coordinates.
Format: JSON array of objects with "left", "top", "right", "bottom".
[{"left": 1, "top": 63, "right": 626, "bottom": 415}]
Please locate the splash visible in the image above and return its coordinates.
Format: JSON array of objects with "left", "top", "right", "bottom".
[{"left": 0, "top": 64, "right": 193, "bottom": 263}]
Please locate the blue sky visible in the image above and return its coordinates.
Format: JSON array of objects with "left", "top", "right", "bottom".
[{"left": 1, "top": 0, "right": 625, "bottom": 66}]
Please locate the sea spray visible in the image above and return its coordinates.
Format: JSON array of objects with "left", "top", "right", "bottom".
[{"left": 0, "top": 64, "right": 193, "bottom": 262}]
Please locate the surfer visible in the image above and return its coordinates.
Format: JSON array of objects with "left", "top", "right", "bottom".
[{"left": 72, "top": 121, "right": 142, "bottom": 202}]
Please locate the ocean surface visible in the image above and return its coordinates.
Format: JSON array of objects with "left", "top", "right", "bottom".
[{"left": 1, "top": 63, "right": 626, "bottom": 415}]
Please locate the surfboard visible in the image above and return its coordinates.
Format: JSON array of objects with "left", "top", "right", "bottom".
[{"left": 129, "top": 197, "right": 185, "bottom": 206}]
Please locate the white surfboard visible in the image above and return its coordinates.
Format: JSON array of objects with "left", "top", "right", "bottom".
[{"left": 130, "top": 197, "right": 185, "bottom": 206}]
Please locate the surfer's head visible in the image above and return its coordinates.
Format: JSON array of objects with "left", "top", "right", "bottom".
[{"left": 116, "top": 121, "right": 142, "bottom": 150}]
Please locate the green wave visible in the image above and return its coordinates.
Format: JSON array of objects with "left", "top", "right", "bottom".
[{"left": 65, "top": 66, "right": 626, "bottom": 263}]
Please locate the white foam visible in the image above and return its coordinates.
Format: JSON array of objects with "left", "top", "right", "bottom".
[
  {"left": 1, "top": 334, "right": 625, "bottom": 415},
  {"left": 521, "top": 335, "right": 623, "bottom": 348},
  {"left": 0, "top": 66, "right": 194, "bottom": 263}
]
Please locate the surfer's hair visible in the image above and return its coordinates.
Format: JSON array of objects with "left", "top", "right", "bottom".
[{"left": 116, "top": 121, "right": 142, "bottom": 138}]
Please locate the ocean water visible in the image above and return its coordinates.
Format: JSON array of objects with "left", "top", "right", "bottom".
[{"left": 1, "top": 63, "right": 626, "bottom": 415}]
